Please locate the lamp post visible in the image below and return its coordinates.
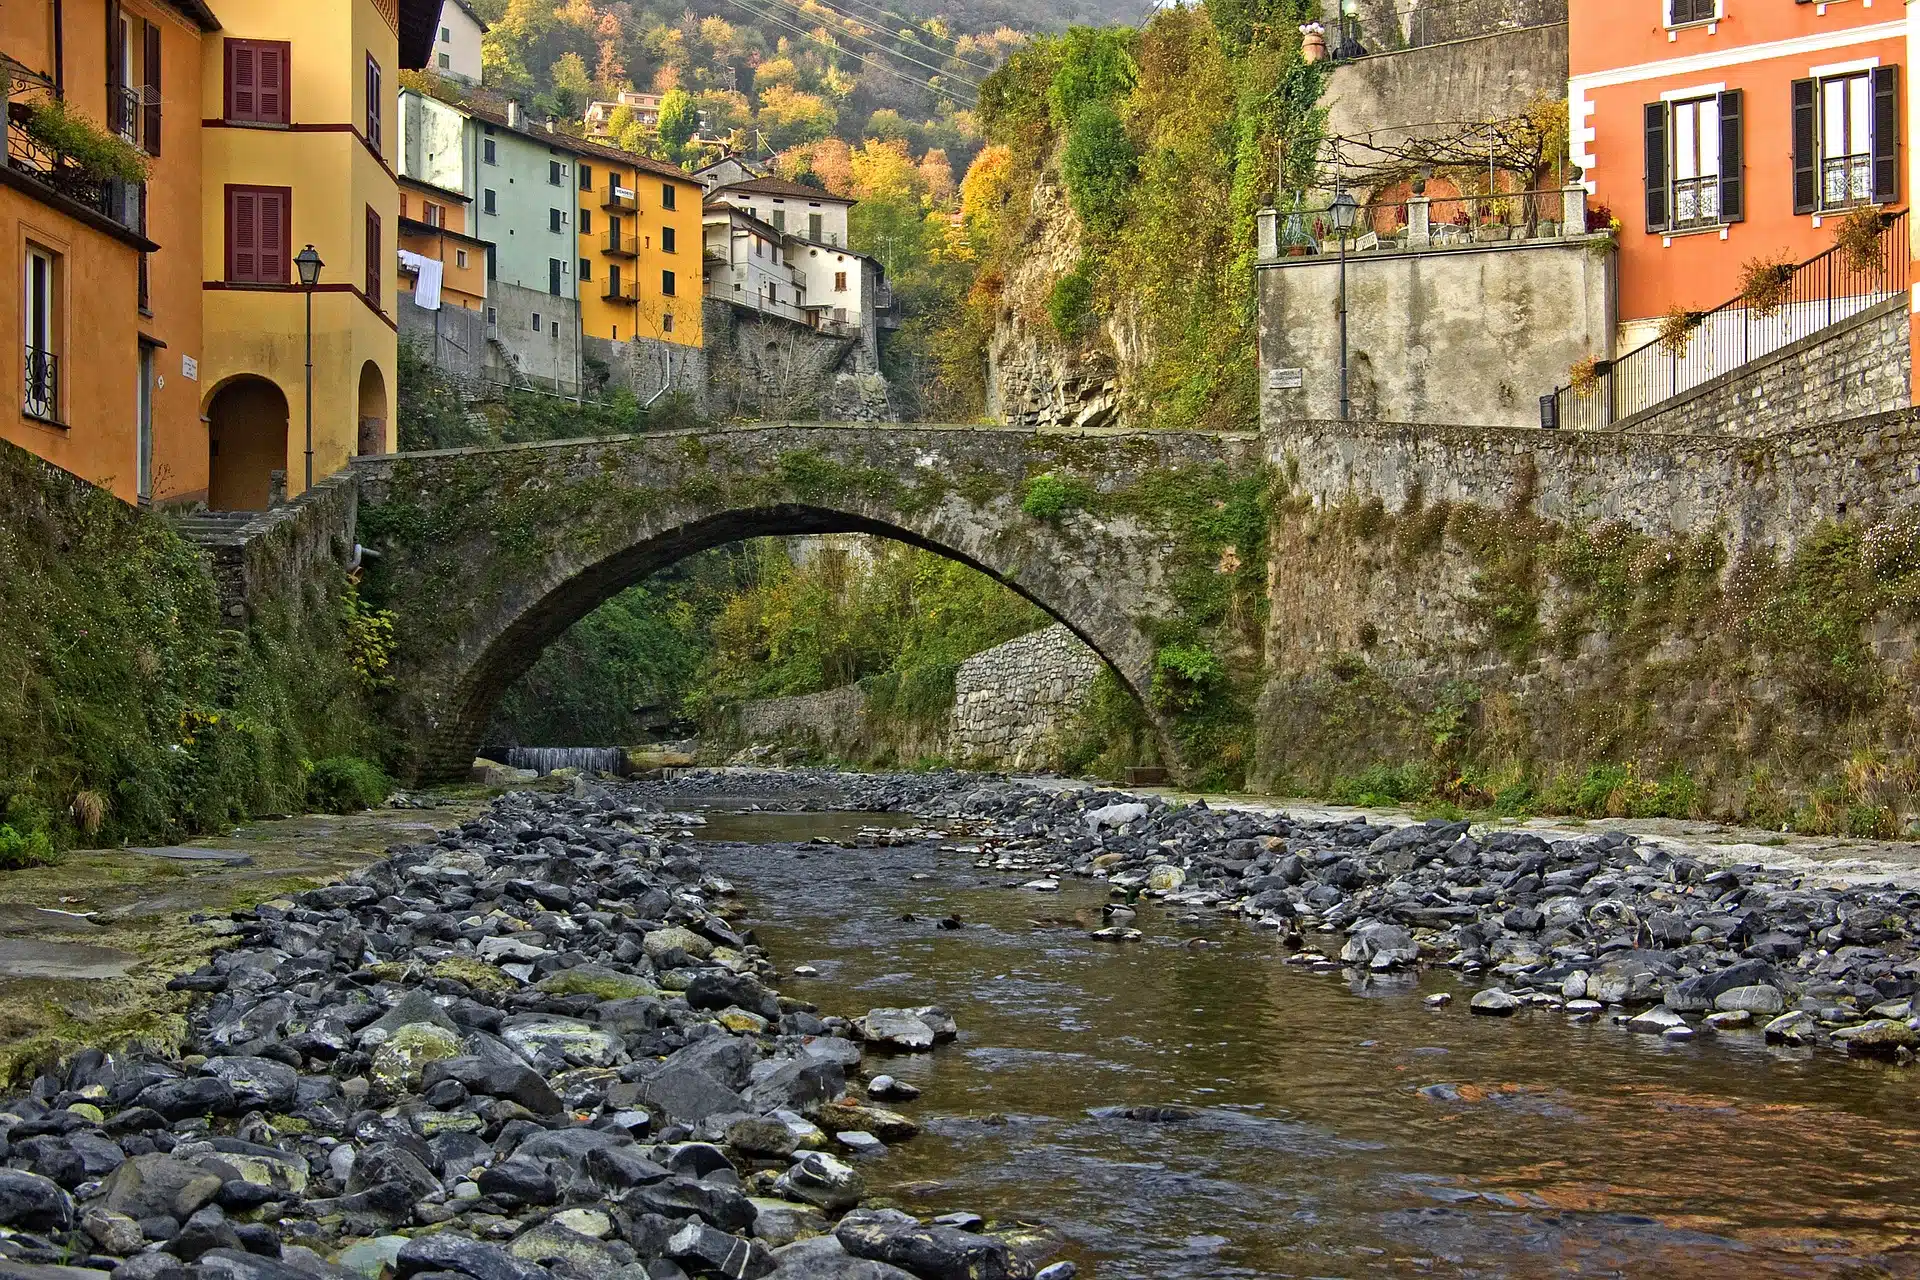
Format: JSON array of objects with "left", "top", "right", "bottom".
[
  {"left": 1338, "top": 0, "right": 1359, "bottom": 58},
  {"left": 295, "top": 244, "right": 323, "bottom": 492},
  {"left": 1330, "top": 186, "right": 1358, "bottom": 421}
]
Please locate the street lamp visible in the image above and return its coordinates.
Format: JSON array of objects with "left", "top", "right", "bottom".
[
  {"left": 1330, "top": 187, "right": 1359, "bottom": 421},
  {"left": 1338, "top": 0, "right": 1360, "bottom": 58},
  {"left": 295, "top": 244, "right": 323, "bottom": 492}
]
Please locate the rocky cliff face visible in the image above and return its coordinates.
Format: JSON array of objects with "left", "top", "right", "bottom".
[{"left": 985, "top": 176, "right": 1132, "bottom": 431}]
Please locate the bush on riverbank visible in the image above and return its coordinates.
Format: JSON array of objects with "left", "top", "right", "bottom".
[{"left": 305, "top": 756, "right": 391, "bottom": 813}]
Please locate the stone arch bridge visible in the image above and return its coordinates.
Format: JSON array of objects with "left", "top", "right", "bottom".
[{"left": 350, "top": 424, "right": 1263, "bottom": 781}]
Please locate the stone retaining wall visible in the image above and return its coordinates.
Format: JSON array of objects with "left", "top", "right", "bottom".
[
  {"left": 735, "top": 685, "right": 873, "bottom": 757},
  {"left": 1617, "top": 296, "right": 1910, "bottom": 438},
  {"left": 951, "top": 625, "right": 1102, "bottom": 767}
]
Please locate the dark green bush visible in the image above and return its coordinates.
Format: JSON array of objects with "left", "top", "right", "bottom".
[
  {"left": 0, "top": 823, "right": 56, "bottom": 870},
  {"left": 306, "top": 757, "right": 390, "bottom": 813},
  {"left": 1062, "top": 102, "right": 1136, "bottom": 238}
]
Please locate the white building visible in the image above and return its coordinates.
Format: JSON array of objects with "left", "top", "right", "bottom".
[
  {"left": 585, "top": 91, "right": 663, "bottom": 137},
  {"left": 709, "top": 176, "right": 853, "bottom": 249},
  {"left": 431, "top": 0, "right": 485, "bottom": 83},
  {"left": 703, "top": 204, "right": 815, "bottom": 328}
]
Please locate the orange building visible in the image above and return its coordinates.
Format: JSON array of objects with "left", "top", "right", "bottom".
[
  {"left": 398, "top": 175, "right": 486, "bottom": 311},
  {"left": 2, "top": 0, "right": 215, "bottom": 505},
  {"left": 1571, "top": 0, "right": 1906, "bottom": 352}
]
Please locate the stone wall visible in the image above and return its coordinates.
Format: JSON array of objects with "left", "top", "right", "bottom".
[
  {"left": 399, "top": 292, "right": 493, "bottom": 394},
  {"left": 1256, "top": 411, "right": 1920, "bottom": 813},
  {"left": 951, "top": 625, "right": 1103, "bottom": 767},
  {"left": 1258, "top": 238, "right": 1615, "bottom": 429},
  {"left": 735, "top": 685, "right": 873, "bottom": 758},
  {"left": 487, "top": 282, "right": 585, "bottom": 394},
  {"left": 582, "top": 333, "right": 708, "bottom": 408},
  {"left": 701, "top": 300, "right": 896, "bottom": 422},
  {"left": 1616, "top": 296, "right": 1910, "bottom": 438},
  {"left": 1321, "top": 19, "right": 1568, "bottom": 154}
]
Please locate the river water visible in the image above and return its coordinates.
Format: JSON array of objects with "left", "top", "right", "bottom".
[{"left": 678, "top": 801, "right": 1920, "bottom": 1279}]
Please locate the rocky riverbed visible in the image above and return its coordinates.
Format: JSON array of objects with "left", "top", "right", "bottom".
[
  {"left": 0, "top": 786, "right": 1073, "bottom": 1280},
  {"left": 637, "top": 768, "right": 1920, "bottom": 1062}
]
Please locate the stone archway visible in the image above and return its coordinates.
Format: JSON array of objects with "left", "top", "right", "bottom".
[
  {"left": 207, "top": 376, "right": 289, "bottom": 512},
  {"left": 351, "top": 425, "right": 1264, "bottom": 782},
  {"left": 357, "top": 361, "right": 389, "bottom": 457}
]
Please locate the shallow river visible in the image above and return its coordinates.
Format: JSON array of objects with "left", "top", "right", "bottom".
[{"left": 682, "top": 802, "right": 1920, "bottom": 1279}]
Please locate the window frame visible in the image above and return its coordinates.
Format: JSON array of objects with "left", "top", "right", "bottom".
[
  {"left": 366, "top": 204, "right": 382, "bottom": 306},
  {"left": 483, "top": 137, "right": 497, "bottom": 165},
  {"left": 661, "top": 226, "right": 676, "bottom": 253},
  {"left": 1817, "top": 71, "right": 1874, "bottom": 211},
  {"left": 1668, "top": 95, "right": 1721, "bottom": 230},
  {"left": 661, "top": 183, "right": 677, "bottom": 210},
  {"left": 483, "top": 188, "right": 496, "bottom": 215},
  {"left": 224, "top": 38, "right": 291, "bottom": 126},
  {"left": 23, "top": 243, "right": 59, "bottom": 423},
  {"left": 1665, "top": 0, "right": 1717, "bottom": 28},
  {"left": 662, "top": 268, "right": 676, "bottom": 296},
  {"left": 365, "top": 54, "right": 383, "bottom": 156}
]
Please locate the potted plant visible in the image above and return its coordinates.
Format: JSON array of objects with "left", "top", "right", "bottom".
[
  {"left": 1569, "top": 356, "right": 1602, "bottom": 398},
  {"left": 1657, "top": 304, "right": 1703, "bottom": 354},
  {"left": 1737, "top": 252, "right": 1797, "bottom": 318},
  {"left": 15, "top": 94, "right": 150, "bottom": 184},
  {"left": 1834, "top": 205, "right": 1888, "bottom": 275}
]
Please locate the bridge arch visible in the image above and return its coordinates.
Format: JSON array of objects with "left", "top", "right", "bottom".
[{"left": 353, "top": 425, "right": 1262, "bottom": 783}]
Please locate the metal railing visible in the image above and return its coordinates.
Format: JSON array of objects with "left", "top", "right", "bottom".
[
  {"left": 1546, "top": 208, "right": 1908, "bottom": 431},
  {"left": 23, "top": 345, "right": 57, "bottom": 420},
  {"left": 7, "top": 102, "right": 142, "bottom": 231},
  {"left": 601, "top": 278, "right": 638, "bottom": 302},
  {"left": 1336, "top": 0, "right": 1564, "bottom": 56},
  {"left": 1276, "top": 188, "right": 1585, "bottom": 257},
  {"left": 602, "top": 231, "right": 638, "bottom": 257},
  {"left": 601, "top": 181, "right": 637, "bottom": 212},
  {"left": 109, "top": 84, "right": 142, "bottom": 146}
]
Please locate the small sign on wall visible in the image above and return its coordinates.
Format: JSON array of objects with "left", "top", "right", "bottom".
[
  {"left": 1267, "top": 367, "right": 1303, "bottom": 390},
  {"left": 181, "top": 355, "right": 198, "bottom": 381}
]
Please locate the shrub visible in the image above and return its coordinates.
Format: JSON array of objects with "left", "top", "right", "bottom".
[
  {"left": 1022, "top": 472, "right": 1076, "bottom": 520},
  {"left": 1062, "top": 102, "right": 1136, "bottom": 238},
  {"left": 1151, "top": 642, "right": 1223, "bottom": 712},
  {"left": 1046, "top": 262, "right": 1097, "bottom": 339},
  {"left": 0, "top": 824, "right": 57, "bottom": 870},
  {"left": 19, "top": 96, "right": 151, "bottom": 182},
  {"left": 306, "top": 756, "right": 390, "bottom": 813},
  {"left": 1737, "top": 252, "right": 1796, "bottom": 317},
  {"left": 1046, "top": 27, "right": 1138, "bottom": 127}
]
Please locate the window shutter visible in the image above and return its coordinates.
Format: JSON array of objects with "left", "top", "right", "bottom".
[
  {"left": 366, "top": 57, "right": 382, "bottom": 155},
  {"left": 257, "top": 43, "right": 286, "bottom": 124},
  {"left": 1873, "top": 65, "right": 1899, "bottom": 204},
  {"left": 228, "top": 41, "right": 256, "bottom": 121},
  {"left": 144, "top": 23, "right": 162, "bottom": 156},
  {"left": 259, "top": 191, "right": 286, "bottom": 282},
  {"left": 230, "top": 188, "right": 257, "bottom": 281},
  {"left": 1643, "top": 101, "right": 1669, "bottom": 232},
  {"left": 1792, "top": 77, "right": 1817, "bottom": 215},
  {"left": 366, "top": 206, "right": 381, "bottom": 304},
  {"left": 1717, "top": 88, "right": 1744, "bottom": 222}
]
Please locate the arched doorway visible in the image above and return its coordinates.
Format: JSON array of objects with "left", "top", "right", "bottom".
[
  {"left": 357, "top": 361, "right": 388, "bottom": 457},
  {"left": 207, "top": 377, "right": 289, "bottom": 511}
]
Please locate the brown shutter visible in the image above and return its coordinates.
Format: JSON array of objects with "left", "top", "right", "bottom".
[
  {"left": 227, "top": 41, "right": 256, "bottom": 121},
  {"left": 144, "top": 23, "right": 162, "bottom": 156},
  {"left": 1792, "top": 77, "right": 1817, "bottom": 214},
  {"left": 259, "top": 190, "right": 287, "bottom": 282},
  {"left": 366, "top": 206, "right": 381, "bottom": 304},
  {"left": 257, "top": 43, "right": 286, "bottom": 124},
  {"left": 1873, "top": 65, "right": 1899, "bottom": 204},
  {"left": 230, "top": 188, "right": 257, "bottom": 280},
  {"left": 366, "top": 56, "right": 382, "bottom": 155},
  {"left": 1644, "top": 101, "right": 1669, "bottom": 232},
  {"left": 1717, "top": 89, "right": 1743, "bottom": 222}
]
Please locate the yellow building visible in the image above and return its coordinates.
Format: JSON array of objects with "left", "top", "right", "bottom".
[
  {"left": 564, "top": 135, "right": 703, "bottom": 349},
  {"left": 197, "top": 0, "right": 436, "bottom": 509},
  {"left": 398, "top": 175, "right": 486, "bottom": 312}
]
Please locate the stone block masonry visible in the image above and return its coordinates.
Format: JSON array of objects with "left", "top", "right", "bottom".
[
  {"left": 1617, "top": 296, "right": 1910, "bottom": 438},
  {"left": 952, "top": 625, "right": 1103, "bottom": 768}
]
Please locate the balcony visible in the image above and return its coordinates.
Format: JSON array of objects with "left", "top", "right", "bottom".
[
  {"left": 601, "top": 278, "right": 638, "bottom": 302},
  {"left": 602, "top": 180, "right": 637, "bottom": 212},
  {"left": 602, "top": 231, "right": 638, "bottom": 258},
  {"left": 6, "top": 100, "right": 145, "bottom": 234}
]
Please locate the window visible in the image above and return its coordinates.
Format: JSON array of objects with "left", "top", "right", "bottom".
[
  {"left": 1794, "top": 69, "right": 1898, "bottom": 213},
  {"left": 483, "top": 138, "right": 497, "bottom": 165},
  {"left": 662, "top": 312, "right": 674, "bottom": 334},
  {"left": 580, "top": 208, "right": 593, "bottom": 235},
  {"left": 366, "top": 206, "right": 381, "bottom": 305},
  {"left": 365, "top": 55, "right": 382, "bottom": 155},
  {"left": 224, "top": 39, "right": 289, "bottom": 125},
  {"left": 487, "top": 306, "right": 497, "bottom": 325},
  {"left": 437, "top": 52, "right": 450, "bottom": 70},
  {"left": 809, "top": 212, "right": 822, "bottom": 241},
  {"left": 549, "top": 160, "right": 564, "bottom": 186},
  {"left": 550, "top": 208, "right": 563, "bottom": 233},
  {"left": 1667, "top": 0, "right": 1715, "bottom": 25},
  {"left": 142, "top": 22, "right": 162, "bottom": 157},
  {"left": 1644, "top": 91, "right": 1743, "bottom": 232},
  {"left": 441, "top": 25, "right": 450, "bottom": 41},
  {"left": 483, "top": 188, "right": 496, "bottom": 215},
  {"left": 662, "top": 269, "right": 676, "bottom": 296},
  {"left": 773, "top": 209, "right": 786, "bottom": 232},
  {"left": 23, "top": 245, "right": 57, "bottom": 421},
  {"left": 834, "top": 270, "right": 848, "bottom": 291},
  {"left": 456, "top": 248, "right": 469, "bottom": 269},
  {"left": 579, "top": 164, "right": 593, "bottom": 193},
  {"left": 226, "top": 185, "right": 290, "bottom": 283},
  {"left": 662, "top": 226, "right": 676, "bottom": 253},
  {"left": 662, "top": 183, "right": 677, "bottom": 210},
  {"left": 422, "top": 201, "right": 443, "bottom": 227},
  {"left": 532, "top": 312, "right": 541, "bottom": 330},
  {"left": 549, "top": 258, "right": 563, "bottom": 295},
  {"left": 580, "top": 256, "right": 592, "bottom": 282}
]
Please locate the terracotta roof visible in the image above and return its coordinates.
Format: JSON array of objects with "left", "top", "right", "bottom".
[
  {"left": 713, "top": 175, "right": 854, "bottom": 204},
  {"left": 554, "top": 132, "right": 699, "bottom": 186},
  {"left": 423, "top": 86, "right": 698, "bottom": 186}
]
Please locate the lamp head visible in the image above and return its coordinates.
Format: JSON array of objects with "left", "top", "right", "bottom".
[
  {"left": 295, "top": 244, "right": 324, "bottom": 288},
  {"left": 1330, "top": 189, "right": 1359, "bottom": 232},
  {"left": 1340, "top": 0, "right": 1359, "bottom": 13}
]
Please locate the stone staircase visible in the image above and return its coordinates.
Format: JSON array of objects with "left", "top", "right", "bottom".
[{"left": 169, "top": 509, "right": 261, "bottom": 547}]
